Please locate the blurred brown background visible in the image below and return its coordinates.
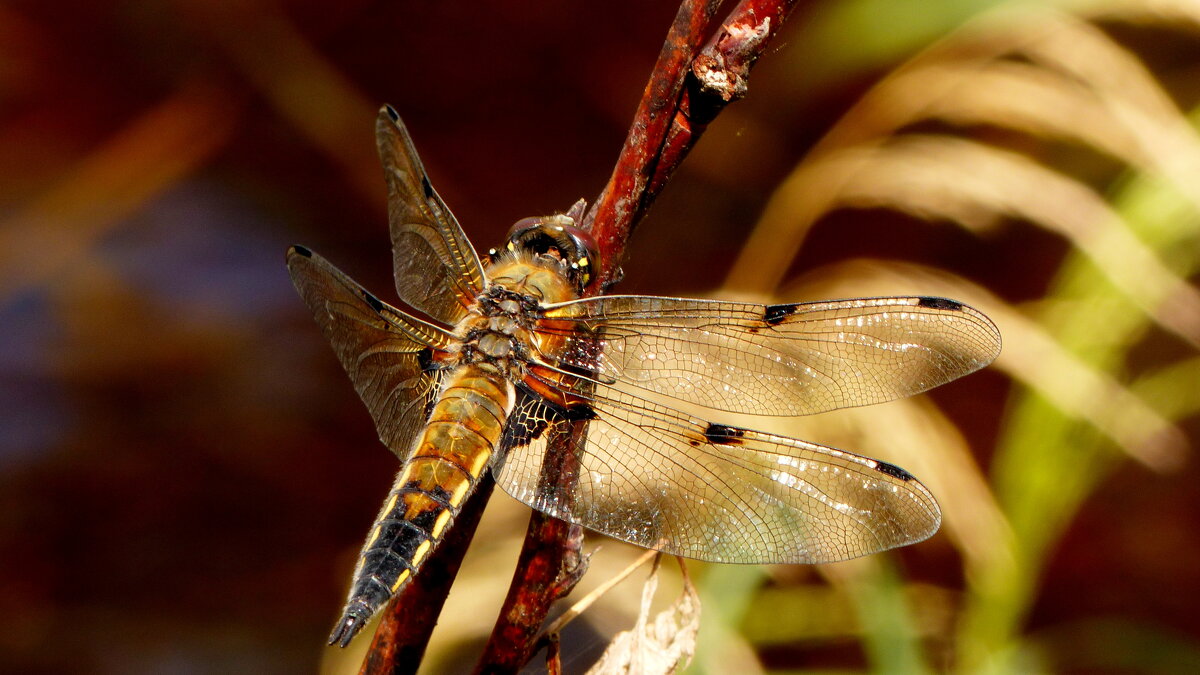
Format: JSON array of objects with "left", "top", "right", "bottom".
[{"left": 3, "top": 1, "right": 1199, "bottom": 673}]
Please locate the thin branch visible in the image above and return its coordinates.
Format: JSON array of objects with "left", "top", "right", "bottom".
[
  {"left": 539, "top": 549, "right": 660, "bottom": 640},
  {"left": 583, "top": 0, "right": 725, "bottom": 289},
  {"left": 583, "top": 0, "right": 802, "bottom": 289},
  {"left": 652, "top": 0, "right": 802, "bottom": 196},
  {"left": 473, "top": 1, "right": 725, "bottom": 669},
  {"left": 472, "top": 428, "right": 589, "bottom": 674},
  {"left": 545, "top": 634, "right": 563, "bottom": 675}
]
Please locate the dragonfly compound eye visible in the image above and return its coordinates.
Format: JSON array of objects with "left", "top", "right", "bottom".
[{"left": 504, "top": 214, "right": 599, "bottom": 291}]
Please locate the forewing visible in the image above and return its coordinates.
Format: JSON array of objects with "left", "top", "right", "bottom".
[
  {"left": 493, "top": 384, "right": 941, "bottom": 564},
  {"left": 287, "top": 245, "right": 454, "bottom": 459},
  {"left": 538, "top": 295, "right": 1001, "bottom": 416},
  {"left": 376, "top": 106, "right": 486, "bottom": 325}
]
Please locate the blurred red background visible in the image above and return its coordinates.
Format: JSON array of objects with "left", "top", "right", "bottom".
[{"left": 2, "top": 1, "right": 1198, "bottom": 673}]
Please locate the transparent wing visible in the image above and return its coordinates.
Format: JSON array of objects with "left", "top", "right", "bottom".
[
  {"left": 537, "top": 295, "right": 1001, "bottom": 416},
  {"left": 494, "top": 383, "right": 940, "bottom": 564},
  {"left": 376, "top": 106, "right": 486, "bottom": 325},
  {"left": 287, "top": 245, "right": 454, "bottom": 459}
]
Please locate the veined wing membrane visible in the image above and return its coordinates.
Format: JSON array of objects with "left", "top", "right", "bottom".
[
  {"left": 286, "top": 246, "right": 454, "bottom": 459},
  {"left": 376, "top": 106, "right": 486, "bottom": 325},
  {"left": 494, "top": 383, "right": 941, "bottom": 564},
  {"left": 538, "top": 295, "right": 1001, "bottom": 417}
]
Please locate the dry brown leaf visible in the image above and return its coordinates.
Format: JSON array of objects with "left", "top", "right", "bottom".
[{"left": 586, "top": 559, "right": 700, "bottom": 675}]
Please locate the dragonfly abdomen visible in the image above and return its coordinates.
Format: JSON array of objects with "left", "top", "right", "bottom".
[{"left": 329, "top": 365, "right": 514, "bottom": 647}]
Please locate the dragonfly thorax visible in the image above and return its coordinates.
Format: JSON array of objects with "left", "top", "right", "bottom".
[{"left": 453, "top": 286, "right": 537, "bottom": 375}]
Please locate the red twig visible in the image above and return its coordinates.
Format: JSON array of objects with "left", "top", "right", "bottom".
[
  {"left": 582, "top": 0, "right": 724, "bottom": 290},
  {"left": 474, "top": 2, "right": 723, "bottom": 670},
  {"left": 652, "top": 0, "right": 802, "bottom": 199},
  {"left": 473, "top": 0, "right": 801, "bottom": 672},
  {"left": 473, "top": 505, "right": 586, "bottom": 674},
  {"left": 583, "top": 0, "right": 801, "bottom": 290}
]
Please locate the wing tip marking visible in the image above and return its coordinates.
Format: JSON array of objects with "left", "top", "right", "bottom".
[
  {"left": 361, "top": 289, "right": 385, "bottom": 313},
  {"left": 916, "top": 296, "right": 963, "bottom": 311},
  {"left": 873, "top": 460, "right": 916, "bottom": 481}
]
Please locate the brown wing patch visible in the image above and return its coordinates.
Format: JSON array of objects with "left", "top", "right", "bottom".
[{"left": 703, "top": 423, "right": 746, "bottom": 446}]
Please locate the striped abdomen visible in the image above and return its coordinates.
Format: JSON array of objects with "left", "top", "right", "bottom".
[{"left": 328, "top": 365, "right": 513, "bottom": 646}]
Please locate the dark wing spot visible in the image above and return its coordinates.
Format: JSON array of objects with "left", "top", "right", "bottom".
[
  {"left": 917, "top": 297, "right": 963, "bottom": 311},
  {"left": 502, "top": 390, "right": 594, "bottom": 456},
  {"left": 505, "top": 416, "right": 549, "bottom": 448},
  {"left": 290, "top": 245, "right": 313, "bottom": 258},
  {"left": 564, "top": 404, "right": 597, "bottom": 422},
  {"left": 873, "top": 460, "right": 915, "bottom": 481},
  {"left": 764, "top": 303, "right": 798, "bottom": 326},
  {"left": 421, "top": 175, "right": 435, "bottom": 200},
  {"left": 361, "top": 290, "right": 385, "bottom": 313},
  {"left": 384, "top": 104, "right": 400, "bottom": 123},
  {"left": 704, "top": 423, "right": 746, "bottom": 446}
]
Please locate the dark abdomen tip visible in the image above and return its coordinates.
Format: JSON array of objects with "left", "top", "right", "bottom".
[{"left": 328, "top": 600, "right": 373, "bottom": 647}]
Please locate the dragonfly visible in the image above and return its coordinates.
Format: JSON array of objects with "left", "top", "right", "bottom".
[{"left": 287, "top": 105, "right": 1002, "bottom": 647}]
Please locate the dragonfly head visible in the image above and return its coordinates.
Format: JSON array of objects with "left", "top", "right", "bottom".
[{"left": 498, "top": 214, "right": 599, "bottom": 292}]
